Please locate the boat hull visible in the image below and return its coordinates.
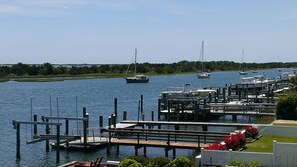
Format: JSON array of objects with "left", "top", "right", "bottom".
[
  {"left": 125, "top": 78, "right": 149, "bottom": 83},
  {"left": 197, "top": 72, "right": 210, "bottom": 78}
]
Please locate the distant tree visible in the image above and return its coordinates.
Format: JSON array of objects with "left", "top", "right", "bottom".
[
  {"left": 27, "top": 65, "right": 39, "bottom": 75},
  {"left": 163, "top": 65, "right": 175, "bottom": 74},
  {"left": 68, "top": 66, "right": 80, "bottom": 75},
  {"left": 10, "top": 63, "right": 27, "bottom": 76},
  {"left": 39, "top": 63, "right": 54, "bottom": 75},
  {"left": 53, "top": 66, "right": 66, "bottom": 75},
  {"left": 99, "top": 65, "right": 111, "bottom": 73},
  {"left": 0, "top": 66, "right": 8, "bottom": 77},
  {"left": 90, "top": 65, "right": 99, "bottom": 73}
]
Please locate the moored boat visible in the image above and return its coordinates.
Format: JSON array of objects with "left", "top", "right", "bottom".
[
  {"left": 125, "top": 48, "right": 149, "bottom": 83},
  {"left": 197, "top": 41, "right": 210, "bottom": 78}
]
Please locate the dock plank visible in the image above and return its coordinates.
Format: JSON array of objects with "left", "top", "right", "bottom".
[{"left": 110, "top": 138, "right": 208, "bottom": 149}]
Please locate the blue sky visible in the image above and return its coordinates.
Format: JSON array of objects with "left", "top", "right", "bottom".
[{"left": 0, "top": 0, "right": 297, "bottom": 64}]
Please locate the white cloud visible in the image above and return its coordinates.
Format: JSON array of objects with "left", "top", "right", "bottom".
[{"left": 0, "top": 4, "right": 19, "bottom": 13}]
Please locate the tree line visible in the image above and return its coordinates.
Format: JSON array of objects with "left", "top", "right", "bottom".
[{"left": 0, "top": 61, "right": 296, "bottom": 77}]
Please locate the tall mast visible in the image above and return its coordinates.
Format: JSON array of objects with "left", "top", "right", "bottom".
[
  {"left": 201, "top": 41, "right": 204, "bottom": 72},
  {"left": 134, "top": 48, "right": 137, "bottom": 76},
  {"left": 241, "top": 49, "right": 244, "bottom": 71}
]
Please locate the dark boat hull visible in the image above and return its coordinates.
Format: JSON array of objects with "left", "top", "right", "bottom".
[{"left": 125, "top": 78, "right": 149, "bottom": 83}]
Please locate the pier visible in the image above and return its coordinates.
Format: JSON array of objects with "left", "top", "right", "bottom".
[{"left": 106, "top": 127, "right": 229, "bottom": 157}]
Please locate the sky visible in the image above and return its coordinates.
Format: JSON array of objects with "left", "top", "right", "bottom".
[{"left": 0, "top": 0, "right": 297, "bottom": 64}]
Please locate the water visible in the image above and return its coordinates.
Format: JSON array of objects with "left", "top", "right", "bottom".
[{"left": 0, "top": 69, "right": 294, "bottom": 167}]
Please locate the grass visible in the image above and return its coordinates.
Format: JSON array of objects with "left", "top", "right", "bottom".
[{"left": 244, "top": 135, "right": 297, "bottom": 152}]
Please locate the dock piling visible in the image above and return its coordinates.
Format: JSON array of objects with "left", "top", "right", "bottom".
[
  {"left": 45, "top": 119, "right": 50, "bottom": 152},
  {"left": 123, "top": 111, "right": 127, "bottom": 121},
  {"left": 33, "top": 114, "right": 37, "bottom": 135},
  {"left": 16, "top": 123, "right": 20, "bottom": 159},
  {"left": 99, "top": 116, "right": 103, "bottom": 134},
  {"left": 83, "top": 107, "right": 88, "bottom": 151}
]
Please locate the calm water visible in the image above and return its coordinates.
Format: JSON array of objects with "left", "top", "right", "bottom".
[{"left": 0, "top": 69, "right": 293, "bottom": 167}]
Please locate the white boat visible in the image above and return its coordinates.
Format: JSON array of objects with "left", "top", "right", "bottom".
[
  {"left": 239, "top": 71, "right": 248, "bottom": 75},
  {"left": 239, "top": 49, "right": 247, "bottom": 75},
  {"left": 197, "top": 41, "right": 210, "bottom": 78},
  {"left": 125, "top": 48, "right": 149, "bottom": 83},
  {"left": 240, "top": 75, "right": 273, "bottom": 84}
]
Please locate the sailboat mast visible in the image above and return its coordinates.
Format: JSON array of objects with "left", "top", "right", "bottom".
[
  {"left": 201, "top": 41, "right": 204, "bottom": 72},
  {"left": 241, "top": 49, "right": 244, "bottom": 70},
  {"left": 134, "top": 48, "right": 137, "bottom": 76}
]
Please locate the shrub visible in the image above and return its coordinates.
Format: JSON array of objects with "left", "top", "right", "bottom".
[
  {"left": 118, "top": 158, "right": 142, "bottom": 167},
  {"left": 244, "top": 126, "right": 259, "bottom": 139},
  {"left": 149, "top": 157, "right": 170, "bottom": 167},
  {"left": 127, "top": 156, "right": 149, "bottom": 166},
  {"left": 165, "top": 156, "right": 193, "bottom": 167},
  {"left": 224, "top": 133, "right": 246, "bottom": 150},
  {"left": 204, "top": 142, "right": 228, "bottom": 150},
  {"left": 276, "top": 91, "right": 297, "bottom": 120}
]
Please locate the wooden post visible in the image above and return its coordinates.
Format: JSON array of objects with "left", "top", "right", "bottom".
[
  {"left": 114, "top": 98, "right": 118, "bottom": 117},
  {"left": 174, "top": 125, "right": 179, "bottom": 142},
  {"left": 141, "top": 95, "right": 144, "bottom": 121},
  {"left": 158, "top": 98, "right": 161, "bottom": 120},
  {"left": 65, "top": 119, "right": 69, "bottom": 148},
  {"left": 135, "top": 146, "right": 138, "bottom": 156},
  {"left": 107, "top": 128, "right": 111, "bottom": 154},
  {"left": 202, "top": 125, "right": 208, "bottom": 131},
  {"left": 116, "top": 145, "right": 119, "bottom": 155},
  {"left": 83, "top": 108, "right": 87, "bottom": 151},
  {"left": 99, "top": 116, "right": 103, "bottom": 134},
  {"left": 223, "top": 88, "right": 226, "bottom": 103},
  {"left": 56, "top": 125, "right": 60, "bottom": 163},
  {"left": 83, "top": 107, "right": 86, "bottom": 118},
  {"left": 267, "top": 86, "right": 271, "bottom": 103},
  {"left": 151, "top": 111, "right": 154, "bottom": 121},
  {"left": 123, "top": 111, "right": 127, "bottom": 121},
  {"left": 33, "top": 114, "right": 37, "bottom": 135},
  {"left": 112, "top": 114, "right": 116, "bottom": 128},
  {"left": 137, "top": 100, "right": 140, "bottom": 122},
  {"left": 144, "top": 147, "right": 147, "bottom": 156},
  {"left": 108, "top": 116, "right": 111, "bottom": 128},
  {"left": 45, "top": 119, "right": 50, "bottom": 152},
  {"left": 232, "top": 115, "right": 237, "bottom": 121},
  {"left": 16, "top": 123, "right": 20, "bottom": 159},
  {"left": 167, "top": 100, "right": 171, "bottom": 121},
  {"left": 181, "top": 101, "right": 184, "bottom": 121},
  {"left": 173, "top": 148, "right": 176, "bottom": 159}
]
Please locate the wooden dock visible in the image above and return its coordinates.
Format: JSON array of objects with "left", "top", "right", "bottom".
[
  {"left": 106, "top": 127, "right": 229, "bottom": 157},
  {"left": 120, "top": 120, "right": 263, "bottom": 128}
]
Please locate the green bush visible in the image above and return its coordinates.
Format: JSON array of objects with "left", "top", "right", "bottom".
[
  {"left": 127, "top": 156, "right": 150, "bottom": 166},
  {"left": 118, "top": 158, "right": 142, "bottom": 167},
  {"left": 149, "top": 157, "right": 170, "bottom": 167},
  {"left": 165, "top": 156, "right": 193, "bottom": 167},
  {"left": 276, "top": 91, "right": 297, "bottom": 120}
]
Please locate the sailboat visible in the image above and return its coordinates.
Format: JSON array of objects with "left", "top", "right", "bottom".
[
  {"left": 197, "top": 41, "right": 210, "bottom": 78},
  {"left": 239, "top": 49, "right": 247, "bottom": 75},
  {"left": 125, "top": 48, "right": 149, "bottom": 83}
]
